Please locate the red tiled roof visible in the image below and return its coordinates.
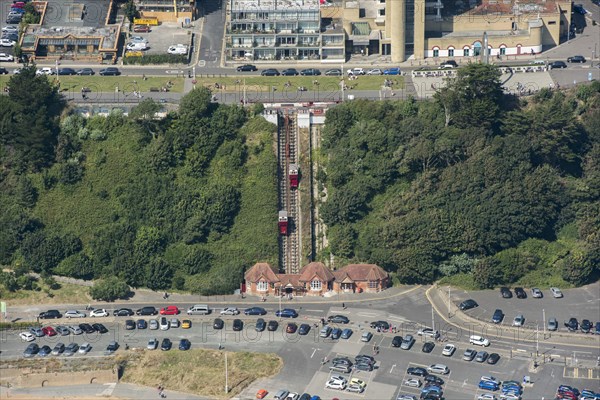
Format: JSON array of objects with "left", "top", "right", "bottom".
[
  {"left": 334, "top": 264, "right": 388, "bottom": 282},
  {"left": 277, "top": 274, "right": 302, "bottom": 288},
  {"left": 299, "top": 262, "right": 335, "bottom": 282},
  {"left": 245, "top": 263, "right": 280, "bottom": 283}
]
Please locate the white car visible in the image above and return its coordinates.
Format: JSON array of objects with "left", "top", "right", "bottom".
[
  {"left": 126, "top": 42, "right": 148, "bottom": 51},
  {"left": 403, "top": 378, "right": 421, "bottom": 388},
  {"left": 90, "top": 308, "right": 108, "bottom": 317},
  {"left": 347, "top": 67, "right": 365, "bottom": 75},
  {"left": 1, "top": 26, "right": 18, "bottom": 33},
  {"left": 481, "top": 376, "right": 500, "bottom": 385},
  {"left": 550, "top": 287, "right": 563, "bottom": 298},
  {"left": 65, "top": 310, "right": 86, "bottom": 318},
  {"left": 531, "top": 288, "right": 543, "bottom": 298},
  {"left": 0, "top": 53, "right": 14, "bottom": 62},
  {"left": 442, "top": 343, "right": 456, "bottom": 356},
  {"left": 366, "top": 68, "right": 383, "bottom": 75},
  {"left": 417, "top": 327, "right": 440, "bottom": 338},
  {"left": 513, "top": 315, "right": 525, "bottom": 326},
  {"left": 220, "top": 307, "right": 240, "bottom": 315},
  {"left": 500, "top": 394, "right": 520, "bottom": 400},
  {"left": 397, "top": 396, "right": 417, "bottom": 400},
  {"left": 168, "top": 44, "right": 188, "bottom": 55},
  {"left": 78, "top": 342, "right": 92, "bottom": 354},
  {"left": 19, "top": 332, "right": 35, "bottom": 342},
  {"left": 325, "top": 379, "right": 346, "bottom": 390},
  {"left": 159, "top": 317, "right": 170, "bottom": 331},
  {"left": 0, "top": 39, "right": 16, "bottom": 47},
  {"left": 427, "top": 364, "right": 449, "bottom": 374},
  {"left": 469, "top": 335, "right": 490, "bottom": 347},
  {"left": 36, "top": 67, "right": 55, "bottom": 75},
  {"left": 285, "top": 393, "right": 299, "bottom": 400},
  {"left": 129, "top": 36, "right": 148, "bottom": 43},
  {"left": 478, "top": 394, "right": 497, "bottom": 400}
]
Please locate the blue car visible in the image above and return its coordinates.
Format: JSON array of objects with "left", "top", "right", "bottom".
[
  {"left": 422, "top": 385, "right": 443, "bottom": 395},
  {"left": 594, "top": 322, "right": 600, "bottom": 335},
  {"left": 383, "top": 67, "right": 401, "bottom": 75},
  {"left": 341, "top": 328, "right": 353, "bottom": 339},
  {"left": 331, "top": 328, "right": 342, "bottom": 339},
  {"left": 275, "top": 308, "right": 298, "bottom": 318},
  {"left": 479, "top": 380, "right": 499, "bottom": 391},
  {"left": 244, "top": 307, "right": 267, "bottom": 316}
]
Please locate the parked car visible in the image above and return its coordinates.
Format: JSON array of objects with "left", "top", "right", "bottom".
[
  {"left": 125, "top": 320, "right": 136, "bottom": 330},
  {"left": 90, "top": 308, "right": 109, "bottom": 317},
  {"left": 92, "top": 323, "right": 108, "bottom": 334},
  {"left": 133, "top": 25, "right": 151, "bottom": 33},
  {"left": 479, "top": 380, "right": 499, "bottom": 391},
  {"left": 236, "top": 64, "right": 257, "bottom": 72},
  {"left": 137, "top": 319, "right": 147, "bottom": 329},
  {"left": 319, "top": 326, "right": 332, "bottom": 338},
  {"left": 69, "top": 325, "right": 83, "bottom": 335},
  {"left": 20, "top": 332, "right": 35, "bottom": 342},
  {"left": 550, "top": 61, "right": 567, "bottom": 69},
  {"left": 439, "top": 60, "right": 458, "bottom": 69},
  {"left": 366, "top": 68, "right": 383, "bottom": 75},
  {"left": 213, "top": 318, "right": 224, "bottom": 330},
  {"left": 267, "top": 320, "right": 278, "bottom": 331},
  {"left": 341, "top": 328, "right": 353, "bottom": 339},
  {"left": 0, "top": 39, "right": 16, "bottom": 47},
  {"left": 159, "top": 317, "right": 170, "bottom": 331},
  {"left": 64, "top": 310, "right": 86, "bottom": 318},
  {"left": 427, "top": 364, "right": 449, "bottom": 374},
  {"left": 422, "top": 342, "right": 435, "bottom": 353},
  {"left": 442, "top": 343, "right": 456, "bottom": 356},
  {"left": 550, "top": 287, "right": 563, "bottom": 298},
  {"left": 55, "top": 326, "right": 70, "bottom": 335},
  {"left": 492, "top": 309, "right": 504, "bottom": 324},
  {"left": 513, "top": 314, "right": 525, "bottom": 327},
  {"left": 463, "top": 348, "right": 477, "bottom": 361},
  {"left": 76, "top": 68, "right": 95, "bottom": 75},
  {"left": 300, "top": 68, "right": 321, "bottom": 76},
  {"left": 244, "top": 307, "right": 267, "bottom": 315},
  {"left": 57, "top": 67, "right": 77, "bottom": 76},
  {"left": 281, "top": 68, "right": 299, "bottom": 76},
  {"left": 383, "top": 67, "right": 401, "bottom": 75},
  {"left": 370, "top": 320, "right": 390, "bottom": 330},
  {"left": 475, "top": 351, "right": 489, "bottom": 362},
  {"left": 531, "top": 288, "right": 543, "bottom": 298},
  {"left": 459, "top": 299, "right": 479, "bottom": 310},
  {"left": 261, "top": 68, "right": 280, "bottom": 76},
  {"left": 274, "top": 389, "right": 290, "bottom": 400},
  {"left": 324, "top": 68, "right": 342, "bottom": 76},
  {"left": 78, "top": 342, "right": 92, "bottom": 354},
  {"left": 1, "top": 26, "right": 18, "bottom": 33},
  {"left": 99, "top": 67, "right": 120, "bottom": 76},
  {"left": 149, "top": 319, "right": 159, "bottom": 330},
  {"left": 275, "top": 308, "right": 298, "bottom": 318},
  {"left": 181, "top": 320, "right": 191, "bottom": 329},
  {"left": 220, "top": 307, "right": 240, "bottom": 315},
  {"left": 23, "top": 343, "right": 40, "bottom": 358},
  {"left": 425, "top": 375, "right": 444, "bottom": 386},
  {"left": 401, "top": 334, "right": 415, "bottom": 349},
  {"left": 147, "top": 338, "right": 158, "bottom": 350},
  {"left": 327, "top": 315, "right": 349, "bottom": 324},
  {"left": 581, "top": 319, "right": 592, "bottom": 333},
  {"left": 113, "top": 308, "right": 134, "bottom": 316},
  {"left": 515, "top": 287, "right": 526, "bottom": 298},
  {"left": 0, "top": 52, "right": 15, "bottom": 62},
  {"left": 255, "top": 318, "right": 267, "bottom": 332},
  {"left": 178, "top": 338, "right": 191, "bottom": 351},
  {"left": 0, "top": 67, "right": 8, "bottom": 74},
  {"left": 331, "top": 328, "right": 342, "bottom": 339},
  {"left": 404, "top": 378, "right": 422, "bottom": 388},
  {"left": 565, "top": 317, "right": 578, "bottom": 331},
  {"left": 392, "top": 335, "right": 403, "bottom": 347},
  {"left": 487, "top": 353, "right": 500, "bottom": 364},
  {"left": 160, "top": 338, "right": 172, "bottom": 351},
  {"left": 233, "top": 319, "right": 244, "bottom": 331},
  {"left": 285, "top": 322, "right": 297, "bottom": 333},
  {"left": 361, "top": 331, "right": 373, "bottom": 342},
  {"left": 63, "top": 342, "right": 79, "bottom": 356},
  {"left": 406, "top": 367, "right": 428, "bottom": 377},
  {"left": 30, "top": 327, "right": 44, "bottom": 337},
  {"left": 547, "top": 317, "right": 558, "bottom": 331},
  {"left": 500, "top": 287, "right": 512, "bottom": 298},
  {"left": 347, "top": 67, "right": 365, "bottom": 75},
  {"left": 170, "top": 318, "right": 180, "bottom": 328},
  {"left": 78, "top": 323, "right": 95, "bottom": 334},
  {"left": 298, "top": 323, "right": 311, "bottom": 335},
  {"left": 51, "top": 343, "right": 66, "bottom": 355},
  {"left": 167, "top": 44, "right": 188, "bottom": 55}
]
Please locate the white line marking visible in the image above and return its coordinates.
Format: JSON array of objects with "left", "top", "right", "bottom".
[
  {"left": 357, "top": 312, "right": 378, "bottom": 317},
  {"left": 305, "top": 309, "right": 324, "bottom": 312},
  {"left": 311, "top": 348, "right": 317, "bottom": 358}
]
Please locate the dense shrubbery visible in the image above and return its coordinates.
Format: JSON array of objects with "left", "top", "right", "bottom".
[
  {"left": 123, "top": 54, "right": 188, "bottom": 65},
  {"left": 320, "top": 67, "right": 600, "bottom": 288},
  {"left": 0, "top": 75, "right": 278, "bottom": 295}
]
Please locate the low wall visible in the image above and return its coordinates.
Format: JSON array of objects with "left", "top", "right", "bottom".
[{"left": 0, "top": 368, "right": 117, "bottom": 388}]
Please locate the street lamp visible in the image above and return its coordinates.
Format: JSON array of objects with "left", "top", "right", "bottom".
[
  {"left": 224, "top": 351, "right": 229, "bottom": 394},
  {"left": 278, "top": 285, "right": 282, "bottom": 320}
]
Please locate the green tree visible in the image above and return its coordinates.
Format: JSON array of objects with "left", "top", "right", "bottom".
[
  {"left": 472, "top": 257, "right": 503, "bottom": 288},
  {"left": 124, "top": 0, "right": 138, "bottom": 23},
  {"left": 182, "top": 246, "right": 213, "bottom": 275},
  {"left": 561, "top": 247, "right": 598, "bottom": 286},
  {"left": 89, "top": 277, "right": 131, "bottom": 301},
  {"left": 17, "top": 176, "right": 38, "bottom": 208},
  {"left": 145, "top": 258, "right": 173, "bottom": 290},
  {"left": 328, "top": 224, "right": 356, "bottom": 259}
]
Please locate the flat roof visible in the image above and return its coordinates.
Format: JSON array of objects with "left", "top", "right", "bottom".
[
  {"left": 232, "top": 0, "right": 319, "bottom": 9},
  {"left": 22, "top": 25, "right": 120, "bottom": 49}
]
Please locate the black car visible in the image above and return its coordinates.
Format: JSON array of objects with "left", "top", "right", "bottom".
[
  {"left": 105, "top": 341, "right": 119, "bottom": 354},
  {"left": 580, "top": 319, "right": 592, "bottom": 333},
  {"left": 38, "top": 345, "right": 52, "bottom": 357},
  {"left": 137, "top": 319, "right": 147, "bottom": 329},
  {"left": 281, "top": 68, "right": 299, "bottom": 76},
  {"left": 487, "top": 353, "right": 500, "bottom": 364},
  {"left": 0, "top": 67, "right": 8, "bottom": 75},
  {"left": 260, "top": 68, "right": 280, "bottom": 76},
  {"left": 92, "top": 323, "right": 108, "bottom": 334},
  {"left": 76, "top": 68, "right": 95, "bottom": 75},
  {"left": 286, "top": 322, "right": 298, "bottom": 334},
  {"left": 500, "top": 287, "right": 512, "bottom": 298},
  {"left": 567, "top": 55, "right": 586, "bottom": 64},
  {"left": 256, "top": 318, "right": 266, "bottom": 332},
  {"left": 213, "top": 318, "right": 224, "bottom": 330},
  {"left": 267, "top": 320, "right": 278, "bottom": 331},
  {"left": 354, "top": 362, "right": 373, "bottom": 371},
  {"left": 23, "top": 343, "right": 40, "bottom": 358},
  {"left": 244, "top": 307, "right": 267, "bottom": 316},
  {"left": 298, "top": 323, "right": 311, "bottom": 335},
  {"left": 178, "top": 338, "right": 191, "bottom": 351},
  {"left": 58, "top": 68, "right": 77, "bottom": 75},
  {"left": 422, "top": 342, "right": 435, "bottom": 353},
  {"left": 327, "top": 315, "right": 350, "bottom": 324},
  {"left": 99, "top": 67, "right": 120, "bottom": 76},
  {"left": 79, "top": 323, "right": 95, "bottom": 334},
  {"left": 136, "top": 306, "right": 158, "bottom": 316},
  {"left": 355, "top": 354, "right": 375, "bottom": 365},
  {"left": 114, "top": 308, "right": 134, "bottom": 316},
  {"left": 370, "top": 320, "right": 390, "bottom": 330},
  {"left": 236, "top": 64, "right": 257, "bottom": 72},
  {"left": 565, "top": 317, "right": 578, "bottom": 331},
  {"left": 232, "top": 319, "right": 243, "bottom": 331},
  {"left": 514, "top": 287, "right": 527, "bottom": 299},
  {"left": 160, "top": 338, "right": 172, "bottom": 351},
  {"left": 492, "top": 309, "right": 504, "bottom": 324},
  {"left": 424, "top": 375, "right": 444, "bottom": 386},
  {"left": 39, "top": 310, "right": 62, "bottom": 319},
  {"left": 407, "top": 366, "right": 429, "bottom": 377},
  {"left": 325, "top": 69, "right": 342, "bottom": 76},
  {"left": 550, "top": 61, "right": 567, "bottom": 69},
  {"left": 332, "top": 357, "right": 352, "bottom": 367},
  {"left": 459, "top": 299, "right": 478, "bottom": 310},
  {"left": 300, "top": 68, "right": 321, "bottom": 76},
  {"left": 392, "top": 335, "right": 403, "bottom": 347},
  {"left": 125, "top": 320, "right": 136, "bottom": 330}
]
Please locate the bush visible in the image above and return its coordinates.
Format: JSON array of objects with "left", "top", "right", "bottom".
[
  {"left": 122, "top": 54, "right": 188, "bottom": 65},
  {"left": 89, "top": 276, "right": 131, "bottom": 301}
]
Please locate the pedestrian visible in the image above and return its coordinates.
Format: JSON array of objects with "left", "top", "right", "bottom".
[{"left": 342, "top": 302, "right": 346, "bottom": 310}]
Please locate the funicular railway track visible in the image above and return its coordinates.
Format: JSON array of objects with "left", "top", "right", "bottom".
[{"left": 277, "top": 110, "right": 300, "bottom": 274}]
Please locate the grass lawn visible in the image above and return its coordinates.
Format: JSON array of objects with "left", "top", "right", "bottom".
[
  {"left": 122, "top": 349, "right": 282, "bottom": 398},
  {"left": 195, "top": 75, "right": 405, "bottom": 92},
  {"left": 0, "top": 281, "right": 91, "bottom": 307},
  {"left": 0, "top": 75, "right": 185, "bottom": 93}
]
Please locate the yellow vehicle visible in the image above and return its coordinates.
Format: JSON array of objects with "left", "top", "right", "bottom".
[{"left": 181, "top": 319, "right": 191, "bottom": 329}]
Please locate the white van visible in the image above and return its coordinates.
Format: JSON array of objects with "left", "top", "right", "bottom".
[
  {"left": 187, "top": 305, "right": 211, "bottom": 315},
  {"left": 126, "top": 42, "right": 148, "bottom": 51}
]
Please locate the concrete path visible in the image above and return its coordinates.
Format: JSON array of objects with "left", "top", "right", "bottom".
[{"left": 0, "top": 383, "right": 207, "bottom": 399}]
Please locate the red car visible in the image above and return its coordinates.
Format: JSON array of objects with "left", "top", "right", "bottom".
[
  {"left": 160, "top": 306, "right": 180, "bottom": 315},
  {"left": 133, "top": 25, "right": 151, "bottom": 33},
  {"left": 42, "top": 326, "right": 57, "bottom": 337},
  {"left": 256, "top": 389, "right": 268, "bottom": 399}
]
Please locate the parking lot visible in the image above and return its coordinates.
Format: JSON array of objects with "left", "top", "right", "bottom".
[{"left": 126, "top": 22, "right": 191, "bottom": 56}]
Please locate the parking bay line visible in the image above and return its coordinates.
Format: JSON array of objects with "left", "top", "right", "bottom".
[{"left": 305, "top": 309, "right": 324, "bottom": 312}]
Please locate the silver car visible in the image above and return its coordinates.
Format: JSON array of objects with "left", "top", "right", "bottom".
[
  {"left": 64, "top": 310, "right": 86, "bottom": 318},
  {"left": 463, "top": 348, "right": 477, "bottom": 361},
  {"left": 68, "top": 325, "right": 83, "bottom": 335},
  {"left": 401, "top": 335, "right": 415, "bottom": 350},
  {"left": 513, "top": 315, "right": 525, "bottom": 326},
  {"left": 547, "top": 317, "right": 558, "bottom": 331},
  {"left": 147, "top": 338, "right": 158, "bottom": 350},
  {"left": 149, "top": 319, "right": 159, "bottom": 330}
]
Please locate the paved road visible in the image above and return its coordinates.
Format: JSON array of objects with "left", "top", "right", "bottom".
[{"left": 197, "top": 0, "right": 226, "bottom": 69}]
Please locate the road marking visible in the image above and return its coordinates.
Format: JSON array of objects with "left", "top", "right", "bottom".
[
  {"left": 357, "top": 312, "right": 378, "bottom": 317},
  {"left": 390, "top": 364, "right": 396, "bottom": 373},
  {"left": 310, "top": 348, "right": 320, "bottom": 358},
  {"left": 305, "top": 309, "right": 324, "bottom": 312},
  {"left": 165, "top": 70, "right": 184, "bottom": 74}
]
